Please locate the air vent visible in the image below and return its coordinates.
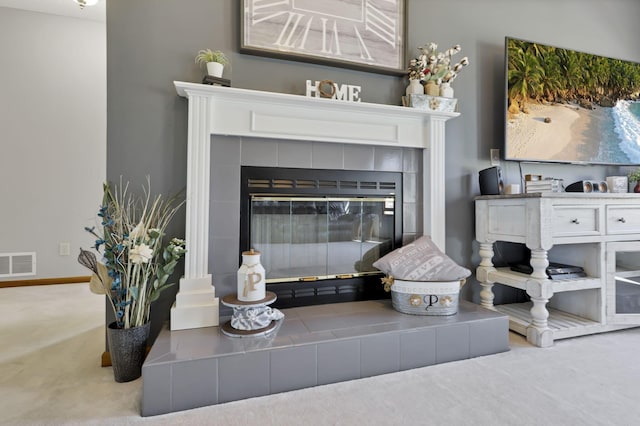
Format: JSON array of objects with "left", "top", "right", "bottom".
[
  {"left": 359, "top": 181, "right": 378, "bottom": 190},
  {"left": 319, "top": 180, "right": 338, "bottom": 189},
  {"left": 339, "top": 180, "right": 358, "bottom": 189},
  {"left": 247, "top": 179, "right": 270, "bottom": 188},
  {"left": 0, "top": 252, "right": 36, "bottom": 277},
  {"left": 295, "top": 179, "right": 317, "bottom": 189},
  {"left": 380, "top": 181, "right": 397, "bottom": 190},
  {"left": 273, "top": 179, "right": 295, "bottom": 188}
]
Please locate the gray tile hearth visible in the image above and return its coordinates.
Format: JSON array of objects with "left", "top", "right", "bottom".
[{"left": 141, "top": 300, "right": 509, "bottom": 416}]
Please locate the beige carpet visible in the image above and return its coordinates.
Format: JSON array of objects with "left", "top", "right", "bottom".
[{"left": 1, "top": 283, "right": 640, "bottom": 426}]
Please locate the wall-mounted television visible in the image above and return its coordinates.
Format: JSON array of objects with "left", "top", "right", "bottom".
[{"left": 504, "top": 37, "right": 640, "bottom": 165}]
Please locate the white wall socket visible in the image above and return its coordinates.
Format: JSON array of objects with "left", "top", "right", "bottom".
[
  {"left": 59, "top": 242, "right": 71, "bottom": 256},
  {"left": 490, "top": 149, "right": 500, "bottom": 166}
]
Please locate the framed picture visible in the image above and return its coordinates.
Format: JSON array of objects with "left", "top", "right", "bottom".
[{"left": 240, "top": 0, "right": 406, "bottom": 76}]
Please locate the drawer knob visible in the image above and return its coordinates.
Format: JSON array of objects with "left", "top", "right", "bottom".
[
  {"left": 618, "top": 217, "right": 626, "bottom": 223},
  {"left": 571, "top": 218, "right": 580, "bottom": 224}
]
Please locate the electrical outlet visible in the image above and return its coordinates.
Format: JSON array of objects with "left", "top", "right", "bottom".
[
  {"left": 490, "top": 149, "right": 500, "bottom": 166},
  {"left": 59, "top": 242, "right": 71, "bottom": 256}
]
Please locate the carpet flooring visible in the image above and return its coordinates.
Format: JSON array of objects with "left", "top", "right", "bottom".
[{"left": 1, "top": 283, "right": 640, "bottom": 425}]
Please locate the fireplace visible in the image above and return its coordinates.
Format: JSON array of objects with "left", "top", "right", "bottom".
[
  {"left": 240, "top": 166, "right": 403, "bottom": 307},
  {"left": 140, "top": 83, "right": 513, "bottom": 417},
  {"left": 170, "top": 82, "right": 459, "bottom": 330}
]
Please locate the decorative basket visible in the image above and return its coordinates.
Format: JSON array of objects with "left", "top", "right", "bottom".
[
  {"left": 390, "top": 279, "right": 464, "bottom": 316},
  {"left": 408, "top": 94, "right": 458, "bottom": 113}
]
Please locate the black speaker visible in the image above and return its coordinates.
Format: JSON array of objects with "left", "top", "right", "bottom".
[
  {"left": 565, "top": 180, "right": 608, "bottom": 193},
  {"left": 479, "top": 166, "right": 503, "bottom": 195}
]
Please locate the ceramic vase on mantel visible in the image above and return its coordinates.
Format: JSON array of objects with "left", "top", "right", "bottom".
[
  {"left": 406, "top": 79, "right": 423, "bottom": 96},
  {"left": 425, "top": 80, "right": 439, "bottom": 96},
  {"left": 206, "top": 61, "right": 224, "bottom": 78},
  {"left": 107, "top": 321, "right": 150, "bottom": 383},
  {"left": 439, "top": 82, "right": 454, "bottom": 98}
]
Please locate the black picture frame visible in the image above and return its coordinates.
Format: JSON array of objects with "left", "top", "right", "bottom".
[{"left": 240, "top": 0, "right": 407, "bottom": 76}]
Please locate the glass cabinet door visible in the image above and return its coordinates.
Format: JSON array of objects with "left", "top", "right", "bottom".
[{"left": 606, "top": 242, "right": 640, "bottom": 323}]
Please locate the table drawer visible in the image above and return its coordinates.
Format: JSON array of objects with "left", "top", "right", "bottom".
[
  {"left": 552, "top": 206, "right": 601, "bottom": 237},
  {"left": 607, "top": 206, "right": 640, "bottom": 234}
]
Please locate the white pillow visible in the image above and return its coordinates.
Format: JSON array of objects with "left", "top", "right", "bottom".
[{"left": 372, "top": 235, "right": 470, "bottom": 281}]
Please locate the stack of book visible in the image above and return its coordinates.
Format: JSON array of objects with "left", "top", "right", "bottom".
[
  {"left": 525, "top": 178, "right": 563, "bottom": 193},
  {"left": 510, "top": 262, "right": 587, "bottom": 280}
]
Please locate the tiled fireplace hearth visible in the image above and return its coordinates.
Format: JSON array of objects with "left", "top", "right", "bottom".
[{"left": 140, "top": 83, "right": 509, "bottom": 416}]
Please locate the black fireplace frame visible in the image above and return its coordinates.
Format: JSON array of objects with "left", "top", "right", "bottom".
[{"left": 240, "top": 166, "right": 403, "bottom": 308}]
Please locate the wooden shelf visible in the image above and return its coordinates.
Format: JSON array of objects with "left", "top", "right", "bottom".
[
  {"left": 488, "top": 267, "right": 602, "bottom": 292},
  {"left": 495, "top": 302, "right": 602, "bottom": 340}
]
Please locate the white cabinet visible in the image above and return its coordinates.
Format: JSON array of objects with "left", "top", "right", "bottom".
[{"left": 475, "top": 193, "right": 640, "bottom": 347}]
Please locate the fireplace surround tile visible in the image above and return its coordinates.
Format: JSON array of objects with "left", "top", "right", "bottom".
[
  {"left": 399, "top": 328, "right": 437, "bottom": 369},
  {"left": 317, "top": 339, "right": 361, "bottom": 385},
  {"left": 210, "top": 237, "right": 240, "bottom": 275},
  {"left": 240, "top": 137, "right": 278, "bottom": 166},
  {"left": 360, "top": 333, "right": 401, "bottom": 377},
  {"left": 277, "top": 140, "right": 313, "bottom": 168},
  {"left": 172, "top": 358, "right": 218, "bottom": 412},
  {"left": 374, "top": 147, "right": 404, "bottom": 172},
  {"left": 435, "top": 324, "right": 471, "bottom": 363},
  {"left": 269, "top": 345, "right": 318, "bottom": 394},
  {"left": 209, "top": 201, "right": 240, "bottom": 239},
  {"left": 142, "top": 300, "right": 509, "bottom": 416},
  {"left": 312, "top": 141, "right": 344, "bottom": 169},
  {"left": 210, "top": 165, "right": 240, "bottom": 202},
  {"left": 218, "top": 351, "right": 270, "bottom": 403},
  {"left": 403, "top": 148, "right": 421, "bottom": 173},
  {"left": 343, "top": 144, "right": 375, "bottom": 170},
  {"left": 211, "top": 135, "right": 241, "bottom": 166},
  {"left": 403, "top": 172, "right": 418, "bottom": 203}
]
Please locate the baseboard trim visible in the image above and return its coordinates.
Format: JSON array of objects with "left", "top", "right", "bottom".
[{"left": 0, "top": 276, "right": 91, "bottom": 288}]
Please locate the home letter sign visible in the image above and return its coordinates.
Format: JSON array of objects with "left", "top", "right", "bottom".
[{"left": 305, "top": 80, "right": 362, "bottom": 102}]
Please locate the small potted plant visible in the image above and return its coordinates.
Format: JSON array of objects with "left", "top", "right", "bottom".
[
  {"left": 628, "top": 169, "right": 640, "bottom": 193},
  {"left": 195, "top": 49, "right": 229, "bottom": 78}
]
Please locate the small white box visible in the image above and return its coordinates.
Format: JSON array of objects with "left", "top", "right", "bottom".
[
  {"left": 606, "top": 176, "right": 628, "bottom": 193},
  {"left": 505, "top": 184, "right": 521, "bottom": 194}
]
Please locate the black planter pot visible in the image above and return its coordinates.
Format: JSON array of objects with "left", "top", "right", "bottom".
[{"left": 106, "top": 321, "right": 150, "bottom": 383}]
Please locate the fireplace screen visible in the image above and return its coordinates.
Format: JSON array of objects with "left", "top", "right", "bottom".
[{"left": 250, "top": 196, "right": 395, "bottom": 282}]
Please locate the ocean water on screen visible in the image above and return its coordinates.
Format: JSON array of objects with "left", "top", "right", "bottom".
[{"left": 612, "top": 100, "right": 640, "bottom": 163}]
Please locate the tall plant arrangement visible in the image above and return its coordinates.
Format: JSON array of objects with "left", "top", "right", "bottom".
[{"left": 78, "top": 178, "right": 186, "bottom": 329}]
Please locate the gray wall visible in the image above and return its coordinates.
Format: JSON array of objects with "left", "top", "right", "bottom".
[
  {"left": 107, "top": 0, "right": 640, "bottom": 337},
  {"left": 0, "top": 7, "right": 105, "bottom": 281}
]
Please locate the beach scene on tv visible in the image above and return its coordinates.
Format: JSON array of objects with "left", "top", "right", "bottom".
[{"left": 505, "top": 38, "right": 640, "bottom": 164}]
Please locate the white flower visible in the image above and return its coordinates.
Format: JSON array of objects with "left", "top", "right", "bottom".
[
  {"left": 130, "top": 243, "right": 154, "bottom": 264},
  {"left": 129, "top": 223, "right": 144, "bottom": 239}
]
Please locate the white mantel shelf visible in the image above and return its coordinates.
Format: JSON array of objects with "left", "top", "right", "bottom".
[{"left": 171, "top": 81, "right": 459, "bottom": 330}]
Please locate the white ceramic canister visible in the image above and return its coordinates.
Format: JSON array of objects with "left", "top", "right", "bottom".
[
  {"left": 439, "top": 82, "right": 454, "bottom": 98},
  {"left": 237, "top": 249, "right": 266, "bottom": 302}
]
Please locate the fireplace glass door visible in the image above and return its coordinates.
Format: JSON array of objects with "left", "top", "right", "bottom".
[{"left": 250, "top": 196, "right": 395, "bottom": 282}]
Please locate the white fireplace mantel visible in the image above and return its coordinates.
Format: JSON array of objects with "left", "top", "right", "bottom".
[{"left": 170, "top": 81, "right": 459, "bottom": 330}]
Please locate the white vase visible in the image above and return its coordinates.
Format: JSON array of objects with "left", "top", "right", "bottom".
[
  {"left": 237, "top": 249, "right": 266, "bottom": 302},
  {"left": 206, "top": 62, "right": 224, "bottom": 78},
  {"left": 406, "top": 79, "right": 423, "bottom": 96},
  {"left": 439, "top": 82, "right": 454, "bottom": 98}
]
